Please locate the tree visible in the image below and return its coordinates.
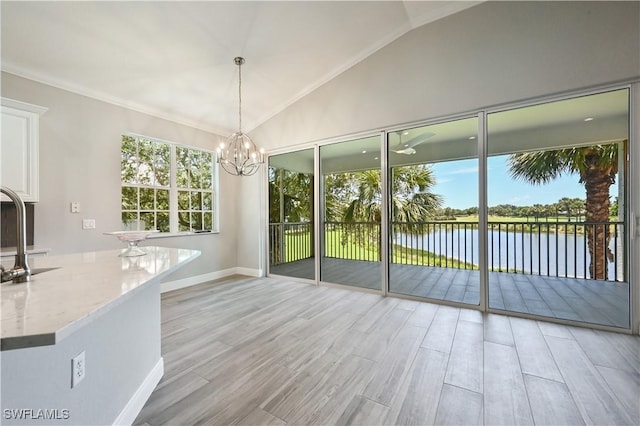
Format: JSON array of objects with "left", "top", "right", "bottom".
[
  {"left": 508, "top": 143, "right": 621, "bottom": 279},
  {"left": 269, "top": 167, "right": 313, "bottom": 264},
  {"left": 341, "top": 165, "right": 442, "bottom": 224}
]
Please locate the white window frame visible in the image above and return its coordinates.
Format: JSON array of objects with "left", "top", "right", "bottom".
[{"left": 121, "top": 133, "right": 219, "bottom": 234}]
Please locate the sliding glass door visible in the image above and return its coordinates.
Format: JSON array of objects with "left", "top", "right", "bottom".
[
  {"left": 388, "top": 117, "right": 480, "bottom": 305},
  {"left": 268, "top": 149, "right": 315, "bottom": 280},
  {"left": 266, "top": 88, "right": 632, "bottom": 330},
  {"left": 487, "top": 89, "right": 630, "bottom": 328},
  {"left": 320, "top": 136, "right": 382, "bottom": 290}
]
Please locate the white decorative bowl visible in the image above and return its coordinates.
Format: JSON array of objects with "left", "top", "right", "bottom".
[{"left": 104, "top": 230, "right": 159, "bottom": 257}]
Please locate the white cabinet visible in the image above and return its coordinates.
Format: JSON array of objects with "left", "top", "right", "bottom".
[{"left": 1, "top": 98, "right": 47, "bottom": 202}]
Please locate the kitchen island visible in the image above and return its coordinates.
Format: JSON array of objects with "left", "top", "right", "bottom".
[{"left": 1, "top": 246, "right": 200, "bottom": 425}]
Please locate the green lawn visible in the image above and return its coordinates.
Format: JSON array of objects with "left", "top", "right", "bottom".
[{"left": 277, "top": 228, "right": 476, "bottom": 269}]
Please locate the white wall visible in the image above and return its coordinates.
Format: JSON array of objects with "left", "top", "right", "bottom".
[
  {"left": 246, "top": 1, "right": 640, "bottom": 273},
  {"left": 1, "top": 72, "right": 239, "bottom": 281}
]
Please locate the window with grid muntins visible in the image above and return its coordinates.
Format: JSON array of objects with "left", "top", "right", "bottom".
[{"left": 121, "top": 134, "right": 217, "bottom": 233}]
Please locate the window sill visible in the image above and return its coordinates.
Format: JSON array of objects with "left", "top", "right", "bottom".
[{"left": 146, "top": 230, "right": 219, "bottom": 239}]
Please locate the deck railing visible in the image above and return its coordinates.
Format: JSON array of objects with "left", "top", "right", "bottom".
[
  {"left": 268, "top": 222, "right": 313, "bottom": 265},
  {"left": 269, "top": 220, "right": 625, "bottom": 281}
]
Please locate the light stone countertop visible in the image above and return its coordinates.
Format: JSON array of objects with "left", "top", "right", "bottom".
[{"left": 1, "top": 246, "right": 200, "bottom": 351}]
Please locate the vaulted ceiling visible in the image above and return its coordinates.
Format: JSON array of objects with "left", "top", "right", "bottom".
[{"left": 1, "top": 1, "right": 480, "bottom": 135}]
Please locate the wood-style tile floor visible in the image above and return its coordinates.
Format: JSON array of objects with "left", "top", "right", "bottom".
[
  {"left": 134, "top": 276, "right": 639, "bottom": 425},
  {"left": 270, "top": 258, "right": 630, "bottom": 328}
]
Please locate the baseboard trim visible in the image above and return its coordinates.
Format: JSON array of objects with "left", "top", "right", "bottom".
[
  {"left": 113, "top": 357, "right": 164, "bottom": 426},
  {"left": 160, "top": 267, "right": 263, "bottom": 293},
  {"left": 236, "top": 267, "right": 263, "bottom": 277}
]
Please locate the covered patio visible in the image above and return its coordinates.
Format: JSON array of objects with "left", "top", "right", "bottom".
[{"left": 270, "top": 258, "right": 630, "bottom": 328}]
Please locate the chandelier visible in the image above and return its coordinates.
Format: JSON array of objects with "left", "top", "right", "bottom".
[{"left": 217, "top": 57, "right": 264, "bottom": 176}]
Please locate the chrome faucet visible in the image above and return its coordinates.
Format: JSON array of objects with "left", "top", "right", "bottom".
[{"left": 1, "top": 186, "right": 30, "bottom": 283}]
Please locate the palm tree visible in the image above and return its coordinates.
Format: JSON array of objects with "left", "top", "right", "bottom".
[
  {"left": 335, "top": 165, "right": 442, "bottom": 259},
  {"left": 342, "top": 165, "right": 442, "bottom": 224},
  {"left": 508, "top": 143, "right": 621, "bottom": 280}
]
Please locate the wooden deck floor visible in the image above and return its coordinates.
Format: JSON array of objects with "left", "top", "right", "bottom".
[
  {"left": 270, "top": 258, "right": 630, "bottom": 328},
  {"left": 134, "top": 276, "right": 639, "bottom": 425}
]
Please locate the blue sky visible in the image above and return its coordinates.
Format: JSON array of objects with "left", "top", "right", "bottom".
[{"left": 429, "top": 155, "right": 607, "bottom": 210}]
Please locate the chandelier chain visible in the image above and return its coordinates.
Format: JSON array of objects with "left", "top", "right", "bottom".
[{"left": 238, "top": 58, "right": 242, "bottom": 132}]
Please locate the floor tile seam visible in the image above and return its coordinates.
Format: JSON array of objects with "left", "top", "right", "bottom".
[
  {"left": 541, "top": 335, "right": 631, "bottom": 426},
  {"left": 510, "top": 317, "right": 565, "bottom": 384}
]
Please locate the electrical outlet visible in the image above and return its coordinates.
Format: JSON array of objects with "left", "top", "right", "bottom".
[
  {"left": 71, "top": 351, "right": 85, "bottom": 388},
  {"left": 82, "top": 219, "right": 96, "bottom": 230},
  {"left": 70, "top": 202, "right": 80, "bottom": 213}
]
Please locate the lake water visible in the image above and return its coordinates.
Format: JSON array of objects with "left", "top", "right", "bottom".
[{"left": 394, "top": 228, "right": 624, "bottom": 281}]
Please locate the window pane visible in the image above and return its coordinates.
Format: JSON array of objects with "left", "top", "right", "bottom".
[
  {"left": 157, "top": 212, "right": 170, "bottom": 232},
  {"left": 137, "top": 139, "right": 154, "bottom": 185},
  {"left": 202, "top": 192, "right": 212, "bottom": 210},
  {"left": 192, "top": 212, "right": 203, "bottom": 231},
  {"left": 176, "top": 146, "right": 189, "bottom": 188},
  {"left": 487, "top": 89, "right": 629, "bottom": 328},
  {"left": 269, "top": 149, "right": 315, "bottom": 280},
  {"left": 320, "top": 137, "right": 380, "bottom": 288},
  {"left": 122, "top": 211, "right": 137, "bottom": 229},
  {"left": 139, "top": 212, "right": 155, "bottom": 230},
  {"left": 156, "top": 189, "right": 169, "bottom": 210},
  {"left": 121, "top": 136, "right": 138, "bottom": 184},
  {"left": 204, "top": 212, "right": 212, "bottom": 230},
  {"left": 191, "top": 191, "right": 202, "bottom": 211},
  {"left": 388, "top": 117, "right": 479, "bottom": 306},
  {"left": 154, "top": 143, "right": 170, "bottom": 187},
  {"left": 139, "top": 188, "right": 154, "bottom": 210},
  {"left": 178, "top": 212, "right": 190, "bottom": 231},
  {"left": 121, "top": 186, "right": 137, "bottom": 210},
  {"left": 190, "top": 151, "right": 202, "bottom": 189},
  {"left": 201, "top": 153, "right": 213, "bottom": 189},
  {"left": 178, "top": 190, "right": 190, "bottom": 210}
]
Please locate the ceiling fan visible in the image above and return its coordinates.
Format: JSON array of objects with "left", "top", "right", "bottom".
[{"left": 390, "top": 131, "right": 435, "bottom": 155}]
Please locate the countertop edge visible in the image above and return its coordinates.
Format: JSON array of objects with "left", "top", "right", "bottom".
[{"left": 1, "top": 247, "right": 201, "bottom": 351}]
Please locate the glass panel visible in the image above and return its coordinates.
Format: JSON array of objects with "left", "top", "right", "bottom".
[
  {"left": 268, "top": 149, "right": 315, "bottom": 280},
  {"left": 320, "top": 136, "right": 381, "bottom": 289},
  {"left": 178, "top": 190, "right": 190, "bottom": 210},
  {"left": 191, "top": 212, "right": 203, "bottom": 231},
  {"left": 156, "top": 212, "right": 170, "bottom": 233},
  {"left": 121, "top": 135, "right": 138, "bottom": 184},
  {"left": 487, "top": 89, "right": 629, "bottom": 328},
  {"left": 121, "top": 186, "right": 137, "bottom": 210},
  {"left": 190, "top": 150, "right": 202, "bottom": 189},
  {"left": 121, "top": 211, "right": 137, "bottom": 229},
  {"left": 178, "top": 212, "right": 190, "bottom": 232},
  {"left": 156, "top": 189, "right": 169, "bottom": 210},
  {"left": 201, "top": 153, "right": 213, "bottom": 189},
  {"left": 139, "top": 212, "right": 155, "bottom": 230},
  {"left": 154, "top": 143, "right": 170, "bottom": 187},
  {"left": 137, "top": 139, "right": 154, "bottom": 185},
  {"left": 202, "top": 192, "right": 212, "bottom": 210},
  {"left": 191, "top": 191, "right": 202, "bottom": 211},
  {"left": 176, "top": 146, "right": 190, "bottom": 188},
  {"left": 139, "top": 188, "right": 154, "bottom": 210},
  {"left": 388, "top": 118, "right": 480, "bottom": 304},
  {"left": 203, "top": 212, "right": 212, "bottom": 230}
]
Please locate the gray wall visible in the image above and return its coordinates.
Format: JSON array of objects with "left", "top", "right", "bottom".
[
  {"left": 245, "top": 0, "right": 640, "bottom": 272},
  {"left": 1, "top": 72, "right": 239, "bottom": 281}
]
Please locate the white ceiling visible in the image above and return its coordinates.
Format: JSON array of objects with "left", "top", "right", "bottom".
[{"left": 1, "top": 1, "right": 480, "bottom": 136}]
